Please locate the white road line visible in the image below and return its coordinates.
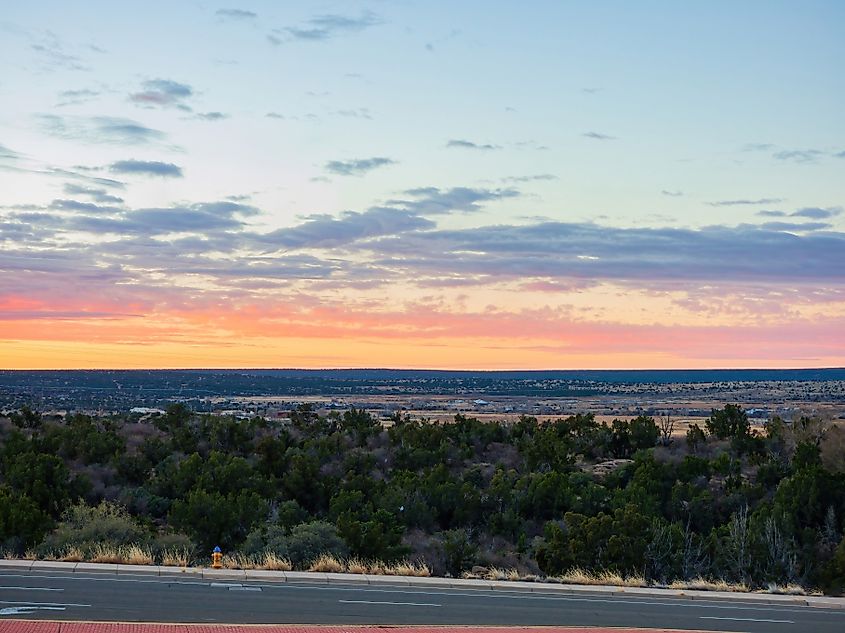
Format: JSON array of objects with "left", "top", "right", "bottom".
[
  {"left": 0, "top": 586, "right": 63, "bottom": 592},
  {"left": 1, "top": 606, "right": 65, "bottom": 616},
  {"left": 701, "top": 616, "right": 795, "bottom": 623},
  {"left": 0, "top": 600, "right": 90, "bottom": 607},
  {"left": 339, "top": 599, "right": 441, "bottom": 607}
]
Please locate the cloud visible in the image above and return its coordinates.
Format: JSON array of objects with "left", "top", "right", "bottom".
[
  {"left": 129, "top": 79, "right": 193, "bottom": 109},
  {"left": 661, "top": 190, "right": 683, "bottom": 197},
  {"left": 256, "top": 208, "right": 434, "bottom": 250},
  {"left": 334, "top": 108, "right": 372, "bottom": 119},
  {"left": 742, "top": 143, "right": 775, "bottom": 152},
  {"left": 325, "top": 157, "right": 395, "bottom": 176},
  {"left": 446, "top": 139, "right": 501, "bottom": 151},
  {"left": 109, "top": 160, "right": 183, "bottom": 178},
  {"left": 63, "top": 184, "right": 124, "bottom": 204},
  {"left": 390, "top": 187, "right": 520, "bottom": 215},
  {"left": 791, "top": 207, "right": 842, "bottom": 220},
  {"left": 757, "top": 207, "right": 841, "bottom": 220},
  {"left": 38, "top": 114, "right": 166, "bottom": 145},
  {"left": 266, "top": 112, "right": 285, "bottom": 119},
  {"left": 0, "top": 143, "right": 20, "bottom": 161},
  {"left": 583, "top": 131, "right": 616, "bottom": 140},
  {"left": 503, "top": 174, "right": 557, "bottom": 183},
  {"left": 758, "top": 221, "right": 831, "bottom": 232},
  {"left": 56, "top": 88, "right": 100, "bottom": 106},
  {"left": 708, "top": 198, "right": 784, "bottom": 207},
  {"left": 31, "top": 37, "right": 89, "bottom": 71},
  {"left": 50, "top": 199, "right": 122, "bottom": 214},
  {"left": 277, "top": 11, "right": 380, "bottom": 42},
  {"left": 773, "top": 149, "right": 825, "bottom": 163},
  {"left": 216, "top": 8, "right": 257, "bottom": 20},
  {"left": 357, "top": 220, "right": 845, "bottom": 286},
  {"left": 194, "top": 111, "right": 228, "bottom": 121}
]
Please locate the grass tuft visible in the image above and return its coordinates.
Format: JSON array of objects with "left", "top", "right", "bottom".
[
  {"left": 222, "top": 553, "right": 257, "bottom": 569},
  {"left": 346, "top": 558, "right": 369, "bottom": 575},
  {"left": 260, "top": 552, "right": 292, "bottom": 571},
  {"left": 557, "top": 567, "right": 646, "bottom": 588},
  {"left": 668, "top": 577, "right": 749, "bottom": 592},
  {"left": 161, "top": 547, "right": 192, "bottom": 568},
  {"left": 308, "top": 554, "right": 345, "bottom": 573},
  {"left": 59, "top": 546, "right": 84, "bottom": 563},
  {"left": 123, "top": 544, "right": 154, "bottom": 565}
]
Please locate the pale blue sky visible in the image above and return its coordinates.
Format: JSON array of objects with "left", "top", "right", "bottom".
[{"left": 2, "top": 1, "right": 843, "bottom": 230}]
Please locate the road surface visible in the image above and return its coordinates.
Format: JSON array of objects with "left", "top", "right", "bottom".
[{"left": 0, "top": 569, "right": 842, "bottom": 633}]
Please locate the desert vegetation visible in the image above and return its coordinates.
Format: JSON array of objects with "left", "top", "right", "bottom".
[{"left": 2, "top": 403, "right": 845, "bottom": 594}]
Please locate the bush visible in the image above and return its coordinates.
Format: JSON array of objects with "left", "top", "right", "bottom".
[
  {"left": 285, "top": 521, "right": 348, "bottom": 567},
  {"left": 38, "top": 501, "right": 149, "bottom": 557}
]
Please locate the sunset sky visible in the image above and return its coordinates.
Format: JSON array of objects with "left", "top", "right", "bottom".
[{"left": 1, "top": 1, "right": 844, "bottom": 369}]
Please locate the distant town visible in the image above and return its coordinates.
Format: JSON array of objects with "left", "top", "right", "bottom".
[{"left": 2, "top": 369, "right": 843, "bottom": 426}]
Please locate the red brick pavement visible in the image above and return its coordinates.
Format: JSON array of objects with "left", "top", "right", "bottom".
[{"left": 0, "top": 623, "right": 707, "bottom": 633}]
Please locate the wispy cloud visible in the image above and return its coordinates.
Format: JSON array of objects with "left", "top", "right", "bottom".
[
  {"left": 583, "top": 131, "right": 616, "bottom": 141},
  {"left": 387, "top": 187, "right": 520, "bottom": 215},
  {"left": 63, "top": 183, "right": 124, "bottom": 204},
  {"left": 503, "top": 174, "right": 557, "bottom": 183},
  {"left": 38, "top": 114, "right": 166, "bottom": 145},
  {"left": 194, "top": 111, "right": 228, "bottom": 121},
  {"left": 50, "top": 199, "right": 122, "bottom": 214},
  {"left": 272, "top": 11, "right": 380, "bottom": 44},
  {"left": 30, "top": 33, "right": 89, "bottom": 71},
  {"left": 325, "top": 157, "right": 395, "bottom": 176},
  {"left": 109, "top": 160, "right": 183, "bottom": 178},
  {"left": 708, "top": 197, "right": 784, "bottom": 207},
  {"left": 756, "top": 207, "right": 841, "bottom": 220},
  {"left": 56, "top": 88, "right": 100, "bottom": 107},
  {"left": 661, "top": 190, "right": 684, "bottom": 197},
  {"left": 773, "top": 149, "right": 825, "bottom": 163},
  {"left": 257, "top": 208, "right": 434, "bottom": 250},
  {"left": 446, "top": 139, "right": 501, "bottom": 151},
  {"left": 0, "top": 143, "right": 21, "bottom": 161},
  {"left": 216, "top": 8, "right": 257, "bottom": 20}
]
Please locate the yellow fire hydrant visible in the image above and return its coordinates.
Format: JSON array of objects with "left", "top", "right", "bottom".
[{"left": 212, "top": 546, "right": 222, "bottom": 569}]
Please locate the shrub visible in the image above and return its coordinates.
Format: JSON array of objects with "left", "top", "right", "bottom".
[
  {"left": 38, "top": 501, "right": 148, "bottom": 557},
  {"left": 285, "top": 521, "right": 348, "bottom": 567}
]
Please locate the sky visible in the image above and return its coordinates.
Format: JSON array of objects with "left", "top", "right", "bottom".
[{"left": 1, "top": 1, "right": 844, "bottom": 370}]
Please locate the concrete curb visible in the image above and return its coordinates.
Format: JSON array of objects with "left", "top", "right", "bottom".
[{"left": 2, "top": 559, "right": 842, "bottom": 608}]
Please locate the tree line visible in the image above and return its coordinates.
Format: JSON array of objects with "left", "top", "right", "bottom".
[{"left": 2, "top": 402, "right": 845, "bottom": 593}]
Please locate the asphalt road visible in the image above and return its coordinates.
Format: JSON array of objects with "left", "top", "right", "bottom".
[{"left": 1, "top": 570, "right": 843, "bottom": 633}]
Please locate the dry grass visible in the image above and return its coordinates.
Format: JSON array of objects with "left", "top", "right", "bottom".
[
  {"left": 366, "top": 560, "right": 386, "bottom": 575},
  {"left": 763, "top": 583, "right": 807, "bottom": 595},
  {"left": 668, "top": 577, "right": 750, "bottom": 593},
  {"left": 259, "top": 552, "right": 292, "bottom": 571},
  {"left": 89, "top": 544, "right": 124, "bottom": 564},
  {"left": 160, "top": 547, "right": 192, "bottom": 568},
  {"left": 222, "top": 553, "right": 257, "bottom": 569},
  {"left": 308, "top": 554, "right": 345, "bottom": 573},
  {"left": 557, "top": 568, "right": 647, "bottom": 588},
  {"left": 59, "top": 546, "right": 84, "bottom": 563},
  {"left": 385, "top": 560, "right": 431, "bottom": 577},
  {"left": 480, "top": 567, "right": 522, "bottom": 582},
  {"left": 346, "top": 558, "right": 369, "bottom": 575},
  {"left": 123, "top": 545, "right": 154, "bottom": 565}
]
